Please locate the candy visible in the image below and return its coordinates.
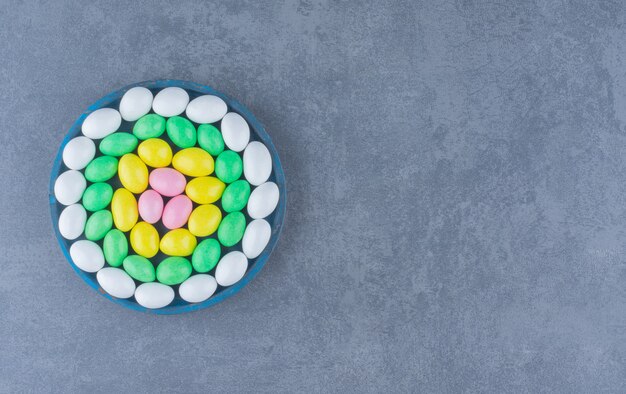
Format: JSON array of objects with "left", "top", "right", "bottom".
[
  {"left": 242, "top": 219, "right": 271, "bottom": 259},
  {"left": 179, "top": 274, "right": 218, "bottom": 303},
  {"left": 152, "top": 87, "right": 189, "bottom": 117},
  {"left": 172, "top": 147, "right": 214, "bottom": 177},
  {"left": 162, "top": 195, "right": 193, "bottom": 230},
  {"left": 122, "top": 255, "right": 156, "bottom": 282},
  {"left": 197, "top": 124, "right": 224, "bottom": 156},
  {"left": 156, "top": 256, "right": 192, "bottom": 285},
  {"left": 54, "top": 170, "right": 86, "bottom": 205},
  {"left": 69, "top": 240, "right": 105, "bottom": 273},
  {"left": 119, "top": 87, "right": 153, "bottom": 122},
  {"left": 118, "top": 153, "right": 148, "bottom": 194},
  {"left": 58, "top": 204, "right": 86, "bottom": 240},
  {"left": 130, "top": 222, "right": 159, "bottom": 258},
  {"left": 148, "top": 167, "right": 186, "bottom": 197},
  {"left": 166, "top": 116, "right": 196, "bottom": 148},
  {"left": 191, "top": 238, "right": 221, "bottom": 273},
  {"left": 99, "top": 132, "right": 139, "bottom": 156},
  {"left": 137, "top": 138, "right": 172, "bottom": 168},
  {"left": 160, "top": 228, "right": 197, "bottom": 256},
  {"left": 82, "top": 182, "right": 113, "bottom": 212},
  {"left": 84, "top": 156, "right": 118, "bottom": 182},
  {"left": 188, "top": 204, "right": 221, "bottom": 237},
  {"left": 97, "top": 267, "right": 135, "bottom": 299},
  {"left": 215, "top": 150, "right": 242, "bottom": 183},
  {"left": 247, "top": 182, "right": 279, "bottom": 219},
  {"left": 215, "top": 251, "right": 248, "bottom": 286},
  {"left": 111, "top": 188, "right": 138, "bottom": 232},
  {"left": 243, "top": 141, "right": 272, "bottom": 186},
  {"left": 185, "top": 176, "right": 224, "bottom": 204},
  {"left": 217, "top": 212, "right": 246, "bottom": 247},
  {"left": 221, "top": 180, "right": 251, "bottom": 213},
  {"left": 63, "top": 136, "right": 95, "bottom": 170},
  {"left": 137, "top": 190, "right": 163, "bottom": 224},
  {"left": 133, "top": 114, "right": 166, "bottom": 140},
  {"left": 221, "top": 112, "right": 250, "bottom": 152},
  {"left": 103, "top": 229, "right": 128, "bottom": 267},
  {"left": 82, "top": 108, "right": 121, "bottom": 139},
  {"left": 185, "top": 95, "right": 227, "bottom": 124},
  {"left": 85, "top": 210, "right": 113, "bottom": 241},
  {"left": 134, "top": 282, "right": 174, "bottom": 309}
]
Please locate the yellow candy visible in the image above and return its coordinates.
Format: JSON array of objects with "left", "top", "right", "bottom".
[
  {"left": 137, "top": 138, "right": 172, "bottom": 168},
  {"left": 111, "top": 188, "right": 138, "bottom": 232},
  {"left": 185, "top": 176, "right": 225, "bottom": 204},
  {"left": 188, "top": 204, "right": 222, "bottom": 237},
  {"left": 130, "top": 222, "right": 159, "bottom": 258},
  {"left": 172, "top": 147, "right": 214, "bottom": 177},
  {"left": 160, "top": 228, "right": 197, "bottom": 256},
  {"left": 118, "top": 153, "right": 148, "bottom": 193}
]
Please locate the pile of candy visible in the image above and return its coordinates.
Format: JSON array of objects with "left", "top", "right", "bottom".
[{"left": 53, "top": 86, "right": 279, "bottom": 309}]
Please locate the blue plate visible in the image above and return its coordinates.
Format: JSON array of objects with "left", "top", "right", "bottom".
[{"left": 49, "top": 80, "right": 286, "bottom": 314}]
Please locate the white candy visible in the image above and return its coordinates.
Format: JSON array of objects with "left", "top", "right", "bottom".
[
  {"left": 135, "top": 282, "right": 175, "bottom": 309},
  {"left": 243, "top": 141, "right": 272, "bottom": 186},
  {"left": 58, "top": 204, "right": 86, "bottom": 240},
  {"left": 221, "top": 112, "right": 250, "bottom": 152},
  {"left": 97, "top": 268, "right": 135, "bottom": 299},
  {"left": 119, "top": 87, "right": 153, "bottom": 121},
  {"left": 82, "top": 108, "right": 121, "bottom": 139},
  {"left": 179, "top": 274, "right": 217, "bottom": 303},
  {"left": 215, "top": 251, "right": 248, "bottom": 287},
  {"left": 69, "top": 240, "right": 104, "bottom": 273},
  {"left": 62, "top": 137, "right": 95, "bottom": 170},
  {"left": 54, "top": 170, "right": 86, "bottom": 205},
  {"left": 247, "top": 182, "right": 279, "bottom": 219},
  {"left": 152, "top": 87, "right": 189, "bottom": 117},
  {"left": 185, "top": 95, "right": 227, "bottom": 124},
  {"left": 242, "top": 219, "right": 271, "bottom": 259}
]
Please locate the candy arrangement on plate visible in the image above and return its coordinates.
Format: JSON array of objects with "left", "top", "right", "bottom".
[{"left": 50, "top": 81, "right": 285, "bottom": 314}]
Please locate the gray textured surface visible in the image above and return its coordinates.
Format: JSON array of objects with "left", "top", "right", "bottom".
[{"left": 1, "top": 0, "right": 626, "bottom": 392}]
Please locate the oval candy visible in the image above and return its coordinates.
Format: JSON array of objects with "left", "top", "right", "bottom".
[
  {"left": 221, "top": 112, "right": 250, "bottom": 152},
  {"left": 63, "top": 136, "right": 95, "bottom": 170},
  {"left": 162, "top": 195, "right": 193, "bottom": 230},
  {"left": 99, "top": 132, "right": 139, "bottom": 156},
  {"left": 82, "top": 182, "right": 113, "bottom": 212},
  {"left": 69, "top": 240, "right": 105, "bottom": 273},
  {"left": 215, "top": 251, "right": 248, "bottom": 287},
  {"left": 243, "top": 141, "right": 272, "bottom": 186},
  {"left": 58, "top": 204, "right": 86, "bottom": 240},
  {"left": 54, "top": 170, "right": 86, "bottom": 205},
  {"left": 160, "top": 229, "right": 197, "bottom": 256},
  {"left": 217, "top": 212, "right": 246, "bottom": 247},
  {"left": 185, "top": 176, "right": 225, "bottom": 204},
  {"left": 118, "top": 153, "right": 148, "bottom": 193},
  {"left": 156, "top": 256, "right": 192, "bottom": 285},
  {"left": 97, "top": 267, "right": 135, "bottom": 299},
  {"left": 148, "top": 168, "right": 186, "bottom": 197},
  {"left": 166, "top": 116, "right": 196, "bottom": 148},
  {"left": 197, "top": 124, "right": 224, "bottom": 156},
  {"left": 130, "top": 221, "right": 160, "bottom": 258},
  {"left": 188, "top": 204, "right": 222, "bottom": 237},
  {"left": 185, "top": 95, "right": 227, "bottom": 124},
  {"left": 84, "top": 156, "right": 118, "bottom": 182},
  {"left": 111, "top": 188, "right": 138, "bottom": 232},
  {"left": 138, "top": 190, "right": 163, "bottom": 224},
  {"left": 133, "top": 114, "right": 166, "bottom": 140},
  {"left": 123, "top": 255, "right": 156, "bottom": 282},
  {"left": 119, "top": 86, "right": 153, "bottom": 121},
  {"left": 103, "top": 229, "right": 128, "bottom": 267},
  {"left": 135, "top": 282, "right": 174, "bottom": 309},
  {"left": 152, "top": 87, "right": 189, "bottom": 117},
  {"left": 215, "top": 150, "right": 243, "bottom": 183},
  {"left": 82, "top": 108, "right": 121, "bottom": 139},
  {"left": 137, "top": 138, "right": 172, "bottom": 168},
  {"left": 179, "top": 275, "right": 218, "bottom": 303},
  {"left": 172, "top": 147, "right": 214, "bottom": 177},
  {"left": 247, "top": 182, "right": 279, "bottom": 219},
  {"left": 85, "top": 210, "right": 113, "bottom": 241},
  {"left": 192, "top": 238, "right": 221, "bottom": 273},
  {"left": 221, "top": 180, "right": 251, "bottom": 213},
  {"left": 242, "top": 219, "right": 271, "bottom": 259}
]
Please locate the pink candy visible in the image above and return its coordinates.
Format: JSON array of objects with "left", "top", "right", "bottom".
[
  {"left": 149, "top": 168, "right": 186, "bottom": 197},
  {"left": 162, "top": 195, "right": 193, "bottom": 229},
  {"left": 138, "top": 190, "right": 164, "bottom": 224}
]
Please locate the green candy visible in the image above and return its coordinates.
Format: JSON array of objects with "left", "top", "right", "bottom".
[
  {"left": 197, "top": 124, "right": 224, "bottom": 156},
  {"left": 133, "top": 114, "right": 166, "bottom": 140},
  {"left": 84, "top": 156, "right": 118, "bottom": 182},
  {"left": 192, "top": 239, "right": 221, "bottom": 273},
  {"left": 99, "top": 133, "right": 138, "bottom": 156},
  {"left": 85, "top": 210, "right": 113, "bottom": 241},
  {"left": 103, "top": 229, "right": 128, "bottom": 267},
  {"left": 217, "top": 212, "right": 246, "bottom": 247},
  {"left": 166, "top": 116, "right": 196, "bottom": 148},
  {"left": 215, "top": 150, "right": 242, "bottom": 183},
  {"left": 123, "top": 255, "right": 156, "bottom": 282},
  {"left": 221, "top": 180, "right": 250, "bottom": 213},
  {"left": 82, "top": 182, "right": 113, "bottom": 212},
  {"left": 156, "top": 257, "right": 192, "bottom": 285}
]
